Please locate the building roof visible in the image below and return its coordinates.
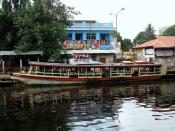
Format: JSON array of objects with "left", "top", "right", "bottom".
[
  {"left": 135, "top": 36, "right": 175, "bottom": 49},
  {"left": 0, "top": 51, "right": 43, "bottom": 56},
  {"left": 0, "top": 51, "right": 16, "bottom": 56},
  {"left": 71, "top": 20, "right": 96, "bottom": 23}
]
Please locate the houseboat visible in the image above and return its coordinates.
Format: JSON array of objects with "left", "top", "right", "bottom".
[{"left": 11, "top": 60, "right": 164, "bottom": 85}]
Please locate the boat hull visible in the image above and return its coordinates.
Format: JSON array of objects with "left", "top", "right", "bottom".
[
  {"left": 10, "top": 73, "right": 161, "bottom": 85},
  {"left": 10, "top": 75, "right": 87, "bottom": 85}
]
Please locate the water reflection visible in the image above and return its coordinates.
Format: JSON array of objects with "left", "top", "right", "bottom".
[{"left": 0, "top": 80, "right": 175, "bottom": 131}]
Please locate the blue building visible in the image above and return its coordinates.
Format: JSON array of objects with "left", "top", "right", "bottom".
[
  {"left": 66, "top": 20, "right": 115, "bottom": 41},
  {"left": 63, "top": 20, "right": 121, "bottom": 64},
  {"left": 64, "top": 20, "right": 116, "bottom": 50}
]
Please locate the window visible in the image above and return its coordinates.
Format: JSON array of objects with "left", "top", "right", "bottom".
[{"left": 86, "top": 33, "right": 96, "bottom": 40}]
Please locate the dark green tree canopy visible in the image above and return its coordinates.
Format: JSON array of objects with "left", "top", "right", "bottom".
[
  {"left": 133, "top": 24, "right": 155, "bottom": 45},
  {"left": 121, "top": 38, "right": 133, "bottom": 51},
  {"left": 0, "top": 0, "right": 14, "bottom": 50},
  {"left": 163, "top": 25, "right": 175, "bottom": 36},
  {"left": 0, "top": 0, "right": 78, "bottom": 61}
]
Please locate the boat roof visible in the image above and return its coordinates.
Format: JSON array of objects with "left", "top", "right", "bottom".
[{"left": 29, "top": 61, "right": 161, "bottom": 68}]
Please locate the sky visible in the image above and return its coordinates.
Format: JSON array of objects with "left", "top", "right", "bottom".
[{"left": 61, "top": 0, "right": 175, "bottom": 40}]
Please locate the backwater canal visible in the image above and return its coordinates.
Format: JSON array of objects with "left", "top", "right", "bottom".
[{"left": 0, "top": 80, "right": 175, "bottom": 131}]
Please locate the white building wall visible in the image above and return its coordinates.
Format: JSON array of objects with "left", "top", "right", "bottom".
[{"left": 142, "top": 48, "right": 155, "bottom": 62}]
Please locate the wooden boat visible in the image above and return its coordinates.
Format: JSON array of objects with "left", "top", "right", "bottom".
[{"left": 10, "top": 60, "right": 163, "bottom": 85}]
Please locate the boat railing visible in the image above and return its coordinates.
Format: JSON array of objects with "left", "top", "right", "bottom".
[
  {"left": 78, "top": 72, "right": 102, "bottom": 78},
  {"left": 110, "top": 66, "right": 161, "bottom": 77},
  {"left": 30, "top": 70, "right": 70, "bottom": 78},
  {"left": 110, "top": 69, "right": 132, "bottom": 77},
  {"left": 139, "top": 67, "right": 161, "bottom": 76}
]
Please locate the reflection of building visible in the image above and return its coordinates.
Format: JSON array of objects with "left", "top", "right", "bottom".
[
  {"left": 63, "top": 20, "right": 121, "bottom": 64},
  {"left": 134, "top": 36, "right": 175, "bottom": 68}
]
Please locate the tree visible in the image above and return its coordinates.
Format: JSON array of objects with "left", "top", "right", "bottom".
[
  {"left": 110, "top": 31, "right": 122, "bottom": 43},
  {"left": 14, "top": 0, "right": 77, "bottom": 61},
  {"left": 163, "top": 25, "right": 175, "bottom": 36},
  {"left": 0, "top": 0, "right": 15, "bottom": 50},
  {"left": 133, "top": 24, "right": 155, "bottom": 45},
  {"left": 121, "top": 38, "right": 133, "bottom": 51},
  {"left": 0, "top": 0, "right": 78, "bottom": 61},
  {"left": 145, "top": 23, "right": 155, "bottom": 34},
  {"left": 110, "top": 31, "right": 133, "bottom": 52}
]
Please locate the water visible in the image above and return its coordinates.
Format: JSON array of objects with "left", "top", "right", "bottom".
[{"left": 0, "top": 80, "right": 175, "bottom": 131}]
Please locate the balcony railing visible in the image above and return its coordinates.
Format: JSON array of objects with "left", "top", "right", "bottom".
[{"left": 64, "top": 40, "right": 113, "bottom": 50}]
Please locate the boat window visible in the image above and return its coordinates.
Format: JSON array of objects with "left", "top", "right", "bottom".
[
  {"left": 45, "top": 67, "right": 53, "bottom": 75},
  {"left": 39, "top": 66, "right": 45, "bottom": 72},
  {"left": 125, "top": 67, "right": 131, "bottom": 73}
]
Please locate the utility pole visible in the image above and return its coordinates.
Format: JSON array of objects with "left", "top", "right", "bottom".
[{"left": 110, "top": 8, "right": 125, "bottom": 44}]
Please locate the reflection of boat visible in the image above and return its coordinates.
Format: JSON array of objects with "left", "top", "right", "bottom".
[
  {"left": 10, "top": 60, "right": 163, "bottom": 85},
  {"left": 152, "top": 105, "right": 175, "bottom": 112},
  {"left": 152, "top": 108, "right": 175, "bottom": 112}
]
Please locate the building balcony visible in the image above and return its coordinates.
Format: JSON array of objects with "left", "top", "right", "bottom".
[{"left": 64, "top": 40, "right": 114, "bottom": 50}]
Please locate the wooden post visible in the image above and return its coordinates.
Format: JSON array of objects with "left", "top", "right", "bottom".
[
  {"left": 44, "top": 67, "right": 45, "bottom": 76},
  {"left": 20, "top": 58, "right": 23, "bottom": 72},
  {"left": 52, "top": 67, "right": 53, "bottom": 76},
  {"left": 86, "top": 68, "right": 87, "bottom": 77},
  {"left": 138, "top": 67, "right": 140, "bottom": 76},
  {"left": 117, "top": 68, "right": 118, "bottom": 76},
  {"left": 37, "top": 56, "right": 40, "bottom": 62},
  {"left": 101, "top": 68, "right": 102, "bottom": 77},
  {"left": 78, "top": 69, "right": 79, "bottom": 78},
  {"left": 28, "top": 66, "right": 32, "bottom": 74},
  {"left": 124, "top": 68, "right": 125, "bottom": 76},
  {"left": 93, "top": 68, "right": 95, "bottom": 77},
  {"left": 68, "top": 69, "right": 69, "bottom": 78},
  {"left": 2, "top": 60, "right": 5, "bottom": 74},
  {"left": 130, "top": 68, "right": 132, "bottom": 76},
  {"left": 60, "top": 68, "right": 61, "bottom": 77}
]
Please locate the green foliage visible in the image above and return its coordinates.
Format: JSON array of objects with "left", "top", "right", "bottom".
[
  {"left": 145, "top": 23, "right": 155, "bottom": 34},
  {"left": 0, "top": 0, "right": 15, "bottom": 50},
  {"left": 110, "top": 31, "right": 122, "bottom": 42},
  {"left": 133, "top": 24, "right": 155, "bottom": 45},
  {"left": 111, "top": 31, "right": 133, "bottom": 51},
  {"left": 163, "top": 25, "right": 175, "bottom": 36},
  {"left": 0, "top": 0, "right": 77, "bottom": 61},
  {"left": 121, "top": 38, "right": 133, "bottom": 51}
]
